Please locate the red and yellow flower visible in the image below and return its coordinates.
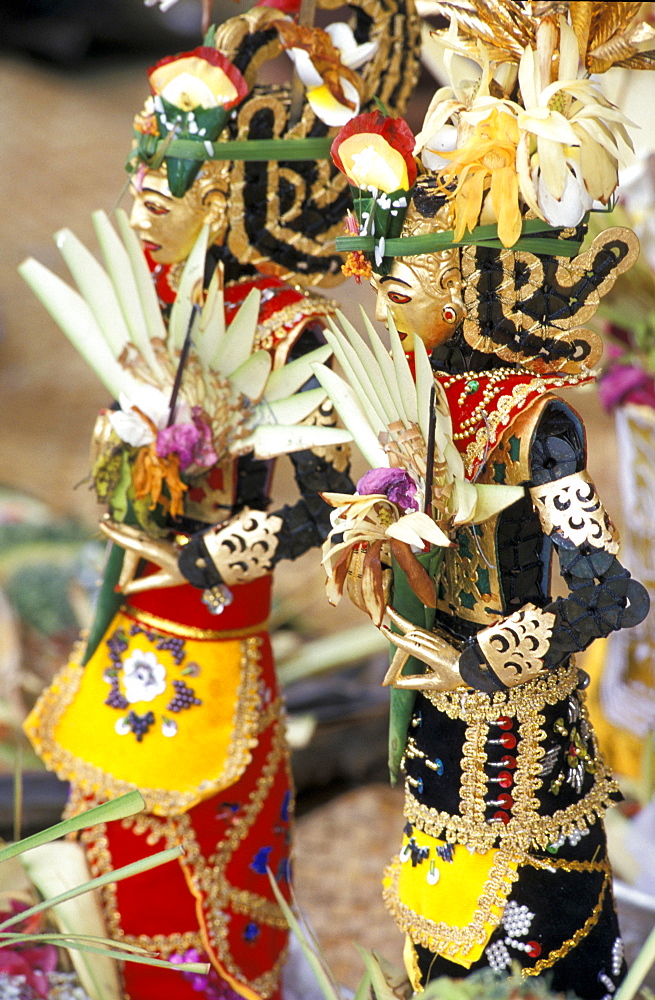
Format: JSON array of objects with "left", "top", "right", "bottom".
[
  {"left": 148, "top": 47, "right": 248, "bottom": 112},
  {"left": 331, "top": 111, "right": 417, "bottom": 194}
]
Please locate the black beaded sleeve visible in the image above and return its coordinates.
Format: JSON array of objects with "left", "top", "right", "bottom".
[{"left": 460, "top": 400, "right": 649, "bottom": 691}]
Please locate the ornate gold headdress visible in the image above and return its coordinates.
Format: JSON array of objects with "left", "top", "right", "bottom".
[
  {"left": 129, "top": 1, "right": 421, "bottom": 288},
  {"left": 331, "top": 1, "right": 653, "bottom": 371}
]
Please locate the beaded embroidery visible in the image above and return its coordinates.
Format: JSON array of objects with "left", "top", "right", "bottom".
[{"left": 404, "top": 662, "right": 620, "bottom": 854}]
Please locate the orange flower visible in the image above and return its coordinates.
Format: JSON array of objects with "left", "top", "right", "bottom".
[
  {"left": 438, "top": 107, "right": 522, "bottom": 248},
  {"left": 342, "top": 250, "right": 372, "bottom": 282},
  {"left": 133, "top": 444, "right": 187, "bottom": 519}
]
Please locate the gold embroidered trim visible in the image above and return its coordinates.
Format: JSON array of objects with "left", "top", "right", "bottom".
[
  {"left": 72, "top": 714, "right": 291, "bottom": 999},
  {"left": 383, "top": 849, "right": 519, "bottom": 959},
  {"left": 524, "top": 854, "right": 611, "bottom": 875},
  {"left": 407, "top": 662, "right": 620, "bottom": 853},
  {"left": 524, "top": 873, "right": 610, "bottom": 977},
  {"left": 204, "top": 715, "right": 292, "bottom": 998},
  {"left": 461, "top": 376, "right": 588, "bottom": 475},
  {"left": 28, "top": 636, "right": 265, "bottom": 815},
  {"left": 228, "top": 889, "right": 289, "bottom": 928},
  {"left": 123, "top": 605, "right": 270, "bottom": 640}
]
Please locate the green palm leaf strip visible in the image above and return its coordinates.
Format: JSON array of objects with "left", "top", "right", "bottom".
[
  {"left": 139, "top": 137, "right": 334, "bottom": 163},
  {"left": 0, "top": 933, "right": 207, "bottom": 972},
  {"left": 0, "top": 790, "right": 144, "bottom": 864},
  {"left": 267, "top": 872, "right": 343, "bottom": 1000},
  {"left": 336, "top": 218, "right": 584, "bottom": 257}
]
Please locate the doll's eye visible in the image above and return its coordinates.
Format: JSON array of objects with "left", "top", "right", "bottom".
[
  {"left": 144, "top": 200, "right": 169, "bottom": 216},
  {"left": 388, "top": 291, "right": 412, "bottom": 304}
]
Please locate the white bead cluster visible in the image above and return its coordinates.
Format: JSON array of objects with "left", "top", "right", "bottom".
[
  {"left": 612, "top": 937, "right": 625, "bottom": 977},
  {"left": 486, "top": 939, "right": 511, "bottom": 972},
  {"left": 502, "top": 901, "right": 533, "bottom": 938}
]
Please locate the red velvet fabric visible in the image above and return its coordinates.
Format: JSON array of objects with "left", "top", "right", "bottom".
[
  {"left": 128, "top": 574, "right": 273, "bottom": 632},
  {"left": 86, "top": 709, "right": 291, "bottom": 1000}
]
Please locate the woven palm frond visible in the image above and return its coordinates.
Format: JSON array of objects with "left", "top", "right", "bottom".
[
  {"left": 19, "top": 215, "right": 351, "bottom": 465},
  {"left": 424, "top": 0, "right": 655, "bottom": 72}
]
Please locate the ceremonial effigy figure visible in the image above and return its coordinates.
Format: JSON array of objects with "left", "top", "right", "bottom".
[
  {"left": 21, "top": 5, "right": 421, "bottom": 1000},
  {"left": 316, "top": 3, "right": 655, "bottom": 996}
]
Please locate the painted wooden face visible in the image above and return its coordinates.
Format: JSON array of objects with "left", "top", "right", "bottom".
[
  {"left": 129, "top": 165, "right": 228, "bottom": 265},
  {"left": 370, "top": 251, "right": 465, "bottom": 353}
]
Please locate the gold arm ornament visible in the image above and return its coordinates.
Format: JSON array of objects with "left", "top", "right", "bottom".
[
  {"left": 381, "top": 607, "right": 463, "bottom": 693},
  {"left": 202, "top": 508, "right": 284, "bottom": 586},
  {"left": 529, "top": 471, "right": 620, "bottom": 553},
  {"left": 476, "top": 603, "right": 557, "bottom": 688}
]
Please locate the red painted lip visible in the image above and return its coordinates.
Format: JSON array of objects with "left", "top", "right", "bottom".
[
  {"left": 398, "top": 331, "right": 407, "bottom": 341},
  {"left": 141, "top": 240, "right": 161, "bottom": 252}
]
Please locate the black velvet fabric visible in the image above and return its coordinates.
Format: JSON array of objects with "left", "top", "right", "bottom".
[{"left": 401, "top": 364, "right": 645, "bottom": 995}]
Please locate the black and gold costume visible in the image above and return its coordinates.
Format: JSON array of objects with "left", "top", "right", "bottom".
[{"left": 383, "top": 231, "right": 649, "bottom": 998}]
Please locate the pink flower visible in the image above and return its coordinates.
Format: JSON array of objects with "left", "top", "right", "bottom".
[
  {"left": 0, "top": 945, "right": 57, "bottom": 998},
  {"left": 170, "top": 949, "right": 243, "bottom": 999},
  {"left": 598, "top": 364, "right": 655, "bottom": 411},
  {"left": 357, "top": 468, "right": 418, "bottom": 511},
  {"left": 156, "top": 411, "right": 217, "bottom": 471}
]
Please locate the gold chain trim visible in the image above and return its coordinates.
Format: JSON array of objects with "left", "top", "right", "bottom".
[
  {"left": 523, "top": 873, "right": 610, "bottom": 977},
  {"left": 383, "top": 849, "right": 519, "bottom": 960},
  {"left": 29, "top": 636, "right": 265, "bottom": 815},
  {"left": 461, "top": 376, "right": 587, "bottom": 475},
  {"left": 524, "top": 854, "right": 612, "bottom": 875},
  {"left": 407, "top": 662, "right": 620, "bottom": 852},
  {"left": 205, "top": 715, "right": 292, "bottom": 998},
  {"left": 228, "top": 889, "right": 289, "bottom": 928},
  {"left": 463, "top": 379, "right": 545, "bottom": 475},
  {"left": 123, "top": 605, "right": 270, "bottom": 640},
  {"left": 72, "top": 715, "right": 291, "bottom": 999}
]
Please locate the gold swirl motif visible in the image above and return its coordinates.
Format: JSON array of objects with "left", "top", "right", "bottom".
[
  {"left": 212, "top": 0, "right": 421, "bottom": 288},
  {"left": 530, "top": 471, "right": 621, "bottom": 553},
  {"left": 461, "top": 227, "right": 639, "bottom": 375},
  {"left": 477, "top": 604, "right": 557, "bottom": 687}
]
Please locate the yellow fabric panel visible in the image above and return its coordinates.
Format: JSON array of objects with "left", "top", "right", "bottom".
[
  {"left": 396, "top": 829, "right": 515, "bottom": 967},
  {"left": 47, "top": 608, "right": 260, "bottom": 794},
  {"left": 584, "top": 639, "right": 642, "bottom": 781}
]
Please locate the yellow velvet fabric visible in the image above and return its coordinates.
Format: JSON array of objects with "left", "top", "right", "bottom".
[
  {"left": 395, "top": 828, "right": 516, "bottom": 968},
  {"left": 42, "top": 607, "right": 261, "bottom": 796}
]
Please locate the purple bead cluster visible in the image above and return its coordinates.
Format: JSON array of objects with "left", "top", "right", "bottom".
[
  {"left": 103, "top": 622, "right": 199, "bottom": 739},
  {"left": 167, "top": 679, "right": 202, "bottom": 713},
  {"left": 105, "top": 679, "right": 129, "bottom": 710},
  {"left": 104, "top": 630, "right": 129, "bottom": 709},
  {"left": 127, "top": 710, "right": 155, "bottom": 741},
  {"left": 156, "top": 635, "right": 186, "bottom": 665}
]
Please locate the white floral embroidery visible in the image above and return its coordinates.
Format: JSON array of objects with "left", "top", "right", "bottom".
[{"left": 122, "top": 650, "right": 167, "bottom": 704}]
